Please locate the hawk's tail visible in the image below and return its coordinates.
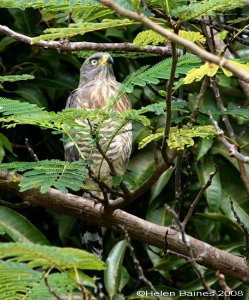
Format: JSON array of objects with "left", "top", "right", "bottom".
[{"left": 80, "top": 220, "right": 103, "bottom": 258}]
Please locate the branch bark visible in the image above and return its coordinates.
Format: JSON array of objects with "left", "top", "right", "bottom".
[
  {"left": 0, "top": 25, "right": 173, "bottom": 56},
  {"left": 0, "top": 170, "right": 248, "bottom": 284}
]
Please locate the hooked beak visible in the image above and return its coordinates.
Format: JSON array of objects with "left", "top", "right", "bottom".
[{"left": 99, "top": 53, "right": 114, "bottom": 65}]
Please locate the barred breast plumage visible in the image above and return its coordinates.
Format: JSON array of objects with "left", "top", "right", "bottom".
[{"left": 64, "top": 77, "right": 132, "bottom": 186}]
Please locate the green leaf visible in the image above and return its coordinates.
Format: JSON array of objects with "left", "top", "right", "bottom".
[
  {"left": 183, "top": 62, "right": 219, "bottom": 84},
  {"left": 0, "top": 132, "right": 15, "bottom": 156},
  {"left": 196, "top": 138, "right": 213, "bottom": 161},
  {"left": 196, "top": 212, "right": 243, "bottom": 234},
  {"left": 15, "top": 84, "right": 48, "bottom": 108},
  {"left": 0, "top": 74, "right": 35, "bottom": 82},
  {"left": 104, "top": 240, "right": 128, "bottom": 299},
  {"left": 28, "top": 272, "right": 78, "bottom": 299},
  {"left": 0, "top": 242, "right": 105, "bottom": 270},
  {"left": 32, "top": 19, "right": 138, "bottom": 43},
  {"left": 138, "top": 125, "right": 216, "bottom": 150},
  {"left": 119, "top": 266, "right": 130, "bottom": 293},
  {"left": 133, "top": 29, "right": 205, "bottom": 46},
  {"left": 0, "top": 36, "right": 16, "bottom": 53},
  {"left": 197, "top": 157, "right": 221, "bottom": 211},
  {"left": 127, "top": 150, "right": 157, "bottom": 188},
  {"left": 150, "top": 167, "right": 175, "bottom": 202},
  {"left": 0, "top": 160, "right": 87, "bottom": 194},
  {"left": 120, "top": 54, "right": 201, "bottom": 94},
  {"left": 0, "top": 206, "right": 50, "bottom": 244},
  {"left": 0, "top": 97, "right": 46, "bottom": 116},
  {"left": 0, "top": 139, "right": 5, "bottom": 162},
  {"left": 0, "top": 260, "right": 42, "bottom": 300},
  {"left": 172, "top": 0, "right": 245, "bottom": 20}
]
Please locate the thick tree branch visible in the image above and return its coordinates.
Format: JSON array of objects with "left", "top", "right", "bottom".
[
  {"left": 0, "top": 25, "right": 173, "bottom": 56},
  {"left": 100, "top": 0, "right": 249, "bottom": 82},
  {"left": 0, "top": 170, "right": 249, "bottom": 284}
]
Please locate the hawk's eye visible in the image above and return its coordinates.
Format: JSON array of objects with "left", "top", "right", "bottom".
[{"left": 90, "top": 59, "right": 98, "bottom": 66}]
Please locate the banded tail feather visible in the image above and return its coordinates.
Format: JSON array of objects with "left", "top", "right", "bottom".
[{"left": 80, "top": 220, "right": 103, "bottom": 259}]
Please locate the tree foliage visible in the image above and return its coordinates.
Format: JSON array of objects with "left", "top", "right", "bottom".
[{"left": 0, "top": 0, "right": 249, "bottom": 299}]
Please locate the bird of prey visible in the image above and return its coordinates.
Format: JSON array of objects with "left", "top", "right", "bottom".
[{"left": 64, "top": 52, "right": 132, "bottom": 257}]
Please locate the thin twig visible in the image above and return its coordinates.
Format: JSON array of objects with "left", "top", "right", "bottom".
[
  {"left": 182, "top": 168, "right": 218, "bottom": 230},
  {"left": 161, "top": 42, "right": 178, "bottom": 163},
  {"left": 85, "top": 165, "right": 126, "bottom": 199},
  {"left": 210, "top": 78, "right": 236, "bottom": 142},
  {"left": 24, "top": 138, "right": 39, "bottom": 162},
  {"left": 147, "top": 83, "right": 165, "bottom": 100},
  {"left": 230, "top": 201, "right": 249, "bottom": 262},
  {"left": 210, "top": 78, "right": 249, "bottom": 193},
  {"left": 165, "top": 204, "right": 217, "bottom": 298},
  {"left": 85, "top": 165, "right": 109, "bottom": 203},
  {"left": 0, "top": 198, "right": 30, "bottom": 209},
  {"left": 86, "top": 119, "right": 131, "bottom": 196},
  {"left": 216, "top": 271, "right": 232, "bottom": 300},
  {"left": 44, "top": 275, "right": 65, "bottom": 300},
  {"left": 151, "top": 124, "right": 159, "bottom": 166},
  {"left": 210, "top": 116, "right": 249, "bottom": 164},
  {"left": 189, "top": 76, "right": 209, "bottom": 125},
  {"left": 172, "top": 153, "right": 183, "bottom": 227},
  {"left": 77, "top": 281, "right": 90, "bottom": 300},
  {"left": 120, "top": 225, "right": 162, "bottom": 300}
]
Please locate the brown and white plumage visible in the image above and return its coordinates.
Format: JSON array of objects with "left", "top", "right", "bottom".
[{"left": 64, "top": 53, "right": 132, "bottom": 257}]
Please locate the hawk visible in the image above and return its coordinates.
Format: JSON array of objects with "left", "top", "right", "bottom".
[{"left": 64, "top": 52, "right": 132, "bottom": 257}]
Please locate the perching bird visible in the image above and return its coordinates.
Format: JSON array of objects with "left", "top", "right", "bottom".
[{"left": 64, "top": 52, "right": 132, "bottom": 258}]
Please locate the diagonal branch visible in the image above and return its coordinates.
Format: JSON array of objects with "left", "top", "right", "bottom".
[
  {"left": 0, "top": 170, "right": 249, "bottom": 284},
  {"left": 100, "top": 0, "right": 249, "bottom": 82},
  {"left": 210, "top": 116, "right": 249, "bottom": 164},
  {"left": 182, "top": 168, "right": 218, "bottom": 230}
]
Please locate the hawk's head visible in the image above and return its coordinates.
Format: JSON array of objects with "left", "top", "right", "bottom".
[{"left": 79, "top": 52, "right": 115, "bottom": 85}]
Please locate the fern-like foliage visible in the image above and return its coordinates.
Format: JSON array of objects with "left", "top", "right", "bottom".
[
  {"left": 0, "top": 242, "right": 105, "bottom": 270},
  {"left": 138, "top": 99, "right": 188, "bottom": 115},
  {"left": 0, "top": 97, "right": 45, "bottom": 115},
  {"left": 28, "top": 272, "right": 80, "bottom": 300},
  {"left": 32, "top": 19, "right": 137, "bottom": 43},
  {"left": 0, "top": 260, "right": 42, "bottom": 300},
  {"left": 138, "top": 125, "right": 216, "bottom": 150},
  {"left": 0, "top": 243, "right": 101, "bottom": 300},
  {"left": 119, "top": 54, "right": 201, "bottom": 94},
  {"left": 0, "top": 74, "right": 34, "bottom": 82},
  {"left": 0, "top": 160, "right": 87, "bottom": 193},
  {"left": 133, "top": 29, "right": 205, "bottom": 46},
  {"left": 0, "top": 0, "right": 98, "bottom": 9},
  {"left": 183, "top": 62, "right": 220, "bottom": 84},
  {"left": 172, "top": 0, "right": 245, "bottom": 21}
]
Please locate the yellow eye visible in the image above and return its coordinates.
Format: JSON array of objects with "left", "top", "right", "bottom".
[{"left": 91, "top": 59, "right": 98, "bottom": 66}]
